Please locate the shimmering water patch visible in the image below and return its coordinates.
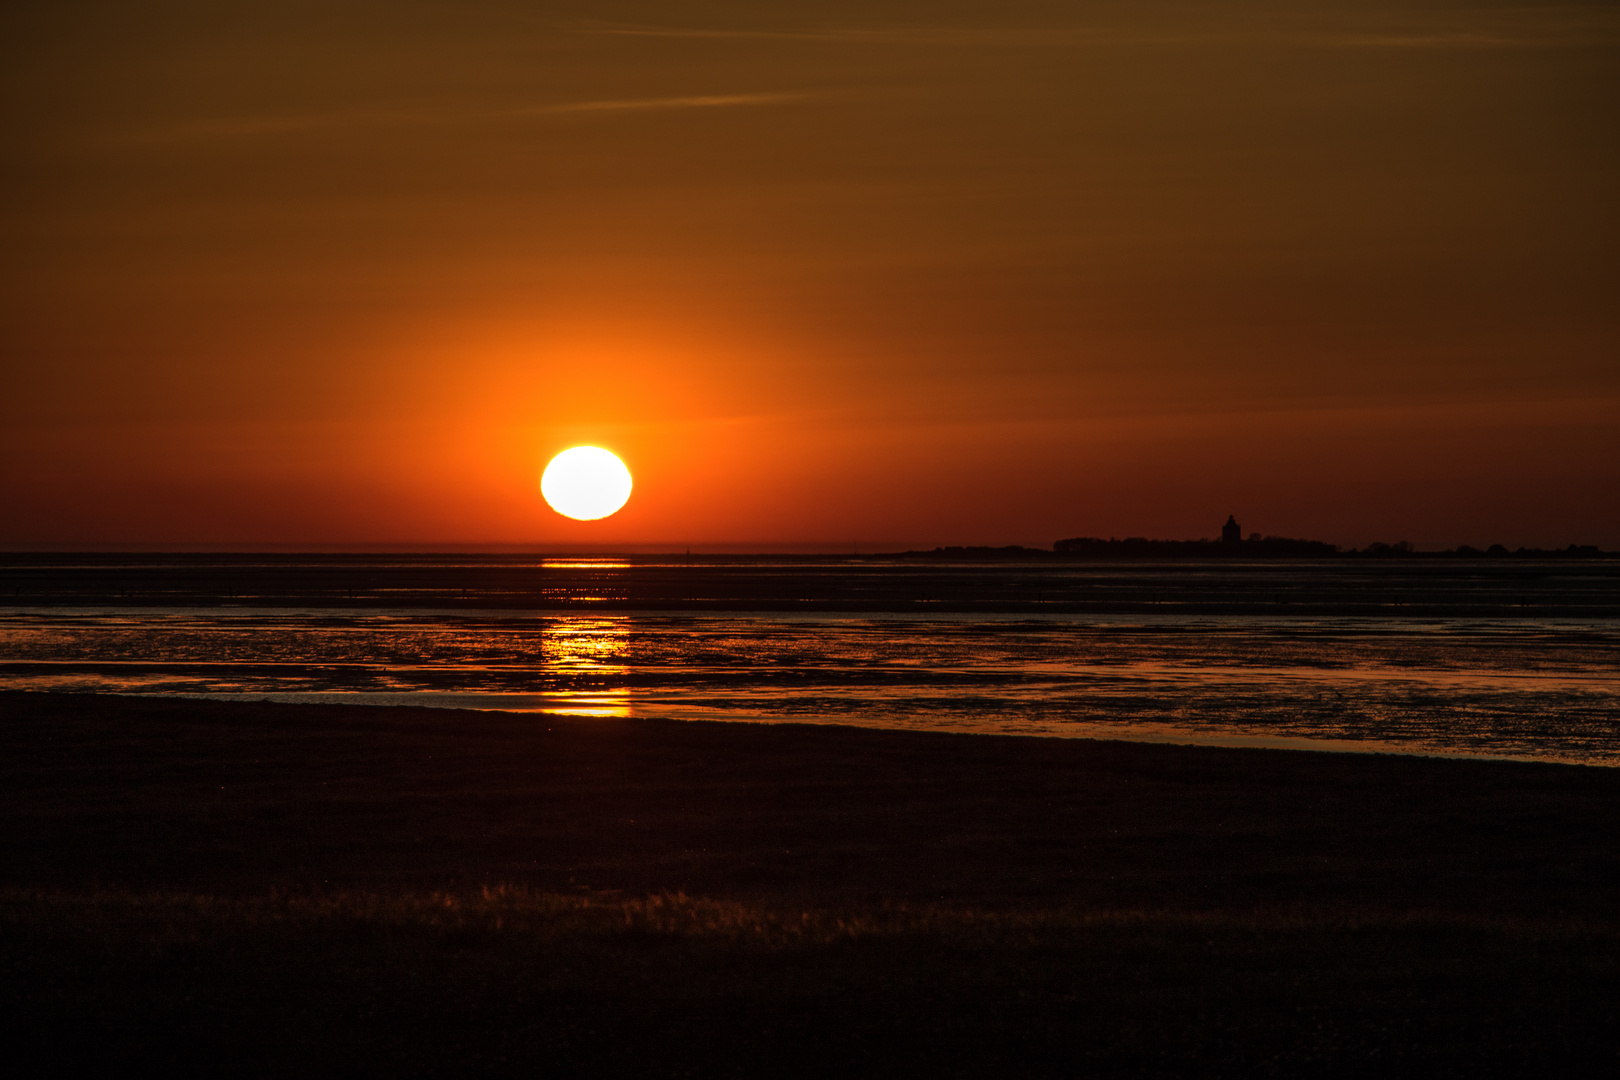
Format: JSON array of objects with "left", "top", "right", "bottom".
[{"left": 3, "top": 608, "right": 1616, "bottom": 765}]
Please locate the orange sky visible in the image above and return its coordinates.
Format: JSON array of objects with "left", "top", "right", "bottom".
[{"left": 3, "top": 1, "right": 1617, "bottom": 549}]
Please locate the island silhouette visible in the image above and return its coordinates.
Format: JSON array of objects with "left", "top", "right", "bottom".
[{"left": 902, "top": 516, "right": 1610, "bottom": 559}]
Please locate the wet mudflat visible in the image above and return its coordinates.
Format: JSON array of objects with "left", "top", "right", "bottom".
[
  {"left": 8, "top": 607, "right": 1619, "bottom": 764},
  {"left": 2, "top": 690, "right": 1617, "bottom": 1076},
  {"left": 7, "top": 556, "right": 1619, "bottom": 765}
]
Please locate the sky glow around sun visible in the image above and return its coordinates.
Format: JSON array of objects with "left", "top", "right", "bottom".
[
  {"left": 1, "top": 2, "right": 1616, "bottom": 548},
  {"left": 540, "top": 447, "right": 633, "bottom": 521}
]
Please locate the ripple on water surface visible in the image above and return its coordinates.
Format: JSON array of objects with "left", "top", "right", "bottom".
[{"left": 2, "top": 608, "right": 1617, "bottom": 766}]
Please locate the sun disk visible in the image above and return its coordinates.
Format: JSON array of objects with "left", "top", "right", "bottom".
[{"left": 541, "top": 447, "right": 633, "bottom": 521}]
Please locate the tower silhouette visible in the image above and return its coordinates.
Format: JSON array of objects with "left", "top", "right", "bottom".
[{"left": 1221, "top": 515, "right": 1242, "bottom": 546}]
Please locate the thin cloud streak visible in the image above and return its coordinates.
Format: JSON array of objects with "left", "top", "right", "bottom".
[
  {"left": 121, "top": 92, "right": 817, "bottom": 143},
  {"left": 576, "top": 23, "right": 1105, "bottom": 46},
  {"left": 579, "top": 18, "right": 1620, "bottom": 51},
  {"left": 509, "top": 92, "right": 813, "bottom": 116}
]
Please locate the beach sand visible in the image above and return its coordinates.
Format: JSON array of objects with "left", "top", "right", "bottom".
[{"left": 2, "top": 690, "right": 1616, "bottom": 1075}]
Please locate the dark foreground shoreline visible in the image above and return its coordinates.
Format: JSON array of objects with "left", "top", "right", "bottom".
[{"left": 2, "top": 692, "right": 1616, "bottom": 1076}]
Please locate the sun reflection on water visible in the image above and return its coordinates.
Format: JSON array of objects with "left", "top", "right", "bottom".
[
  {"left": 4, "top": 602, "right": 1618, "bottom": 762},
  {"left": 534, "top": 616, "right": 632, "bottom": 716},
  {"left": 535, "top": 691, "right": 631, "bottom": 718},
  {"left": 542, "top": 617, "right": 630, "bottom": 674}
]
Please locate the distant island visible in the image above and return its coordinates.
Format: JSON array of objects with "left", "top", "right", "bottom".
[{"left": 901, "top": 515, "right": 1612, "bottom": 559}]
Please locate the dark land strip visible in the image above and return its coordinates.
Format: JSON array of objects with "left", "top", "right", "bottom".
[
  {"left": 4, "top": 553, "right": 1620, "bottom": 616},
  {"left": 1, "top": 691, "right": 1617, "bottom": 1076}
]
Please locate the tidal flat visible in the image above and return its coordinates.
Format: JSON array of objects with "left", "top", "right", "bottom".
[
  {"left": 2, "top": 690, "right": 1616, "bottom": 1076},
  {"left": 8, "top": 555, "right": 1620, "bottom": 766}
]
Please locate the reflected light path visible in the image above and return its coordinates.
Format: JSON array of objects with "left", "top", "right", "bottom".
[
  {"left": 536, "top": 616, "right": 631, "bottom": 716},
  {"left": 543, "top": 617, "right": 629, "bottom": 674},
  {"left": 2, "top": 604, "right": 1618, "bottom": 765}
]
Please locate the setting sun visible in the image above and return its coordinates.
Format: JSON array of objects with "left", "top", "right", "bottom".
[{"left": 540, "top": 446, "right": 633, "bottom": 521}]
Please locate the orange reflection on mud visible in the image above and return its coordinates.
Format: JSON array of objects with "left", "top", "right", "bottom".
[
  {"left": 536, "top": 691, "right": 631, "bottom": 718},
  {"left": 539, "top": 617, "right": 631, "bottom": 715},
  {"left": 542, "top": 616, "right": 630, "bottom": 674}
]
